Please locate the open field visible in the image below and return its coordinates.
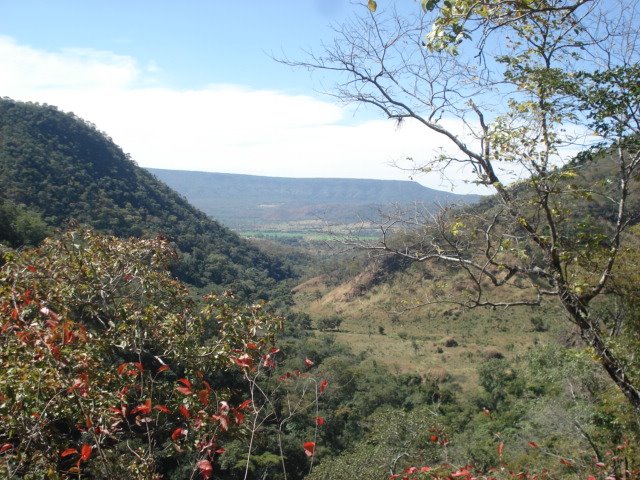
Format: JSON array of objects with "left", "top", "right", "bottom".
[{"left": 293, "top": 262, "right": 568, "bottom": 392}]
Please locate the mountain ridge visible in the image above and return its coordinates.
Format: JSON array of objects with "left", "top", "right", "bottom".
[{"left": 148, "top": 168, "right": 481, "bottom": 229}]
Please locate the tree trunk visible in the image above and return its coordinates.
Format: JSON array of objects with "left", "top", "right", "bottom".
[{"left": 561, "top": 290, "right": 640, "bottom": 413}]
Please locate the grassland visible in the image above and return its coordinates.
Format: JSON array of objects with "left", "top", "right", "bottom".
[{"left": 292, "top": 261, "right": 568, "bottom": 392}]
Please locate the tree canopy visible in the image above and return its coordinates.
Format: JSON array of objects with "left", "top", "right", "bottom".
[{"left": 0, "top": 98, "right": 293, "bottom": 302}]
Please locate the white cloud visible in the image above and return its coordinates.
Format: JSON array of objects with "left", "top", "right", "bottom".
[
  {"left": 0, "top": 35, "right": 484, "bottom": 194},
  {"left": 0, "top": 35, "right": 140, "bottom": 90}
]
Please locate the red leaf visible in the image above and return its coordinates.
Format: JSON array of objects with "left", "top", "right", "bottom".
[
  {"left": 178, "top": 378, "right": 192, "bottom": 388},
  {"left": 303, "top": 441, "right": 315, "bottom": 457},
  {"left": 231, "top": 354, "right": 253, "bottom": 369},
  {"left": 451, "top": 469, "right": 470, "bottom": 477},
  {"left": 23, "top": 289, "right": 32, "bottom": 305},
  {"left": 559, "top": 458, "right": 572, "bottom": 466},
  {"left": 198, "top": 389, "right": 210, "bottom": 406},
  {"left": 177, "top": 378, "right": 193, "bottom": 395},
  {"left": 237, "top": 399, "right": 252, "bottom": 411},
  {"left": 118, "top": 386, "right": 129, "bottom": 400},
  {"left": 315, "top": 416, "right": 325, "bottom": 426},
  {"left": 262, "top": 356, "right": 276, "bottom": 368},
  {"left": 109, "top": 405, "right": 125, "bottom": 416},
  {"left": 80, "top": 444, "right": 92, "bottom": 462},
  {"left": 319, "top": 379, "right": 328, "bottom": 394},
  {"left": 179, "top": 404, "right": 191, "bottom": 419},
  {"left": 133, "top": 362, "right": 144, "bottom": 372},
  {"left": 177, "top": 386, "right": 193, "bottom": 395},
  {"left": 27, "top": 265, "right": 37, "bottom": 273},
  {"left": 528, "top": 441, "right": 539, "bottom": 448},
  {"left": 305, "top": 358, "right": 314, "bottom": 367},
  {"left": 246, "top": 342, "right": 258, "bottom": 350},
  {"left": 234, "top": 411, "right": 245, "bottom": 425},
  {"left": 67, "top": 373, "right": 89, "bottom": 396},
  {"left": 154, "top": 404, "right": 171, "bottom": 414},
  {"left": 498, "top": 441, "right": 504, "bottom": 458},
  {"left": 130, "top": 399, "right": 152, "bottom": 415},
  {"left": 63, "top": 321, "right": 74, "bottom": 344},
  {"left": 61, "top": 448, "right": 79, "bottom": 457},
  {"left": 197, "top": 459, "right": 214, "bottom": 479},
  {"left": 157, "top": 364, "right": 171, "bottom": 373},
  {"left": 212, "top": 414, "right": 229, "bottom": 432},
  {"left": 171, "top": 427, "right": 186, "bottom": 441},
  {"left": 0, "top": 443, "right": 12, "bottom": 453},
  {"left": 117, "top": 363, "right": 128, "bottom": 375},
  {"left": 269, "top": 347, "right": 281, "bottom": 354}
]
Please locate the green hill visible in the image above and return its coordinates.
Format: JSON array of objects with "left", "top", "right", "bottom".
[
  {"left": 0, "top": 97, "right": 292, "bottom": 301},
  {"left": 147, "top": 168, "right": 480, "bottom": 231}
]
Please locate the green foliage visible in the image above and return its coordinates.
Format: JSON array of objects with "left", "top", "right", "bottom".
[
  {"left": 0, "top": 98, "right": 293, "bottom": 302},
  {"left": 316, "top": 315, "right": 343, "bottom": 331},
  {"left": 307, "top": 407, "right": 444, "bottom": 480},
  {"left": 0, "top": 229, "right": 285, "bottom": 478},
  {"left": 529, "top": 315, "right": 549, "bottom": 332},
  {"left": 0, "top": 199, "right": 49, "bottom": 248}
]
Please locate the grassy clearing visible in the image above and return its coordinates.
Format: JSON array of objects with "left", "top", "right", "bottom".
[{"left": 293, "top": 263, "right": 566, "bottom": 393}]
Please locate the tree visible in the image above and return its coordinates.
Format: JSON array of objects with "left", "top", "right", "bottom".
[
  {"left": 317, "top": 315, "right": 343, "bottom": 331},
  {"left": 283, "top": 0, "right": 640, "bottom": 412}
]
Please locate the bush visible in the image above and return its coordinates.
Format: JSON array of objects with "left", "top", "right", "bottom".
[
  {"left": 0, "top": 230, "right": 286, "bottom": 479},
  {"left": 317, "top": 315, "right": 343, "bottom": 331},
  {"left": 530, "top": 315, "right": 549, "bottom": 332}
]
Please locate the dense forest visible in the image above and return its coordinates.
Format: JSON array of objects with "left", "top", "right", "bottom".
[
  {"left": 2, "top": 0, "right": 640, "bottom": 478},
  {"left": 0, "top": 98, "right": 292, "bottom": 303}
]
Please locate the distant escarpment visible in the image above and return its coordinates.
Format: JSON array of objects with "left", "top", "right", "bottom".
[{"left": 148, "top": 169, "right": 480, "bottom": 230}]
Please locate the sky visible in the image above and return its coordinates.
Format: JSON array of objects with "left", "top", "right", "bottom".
[{"left": 0, "top": 0, "right": 481, "bottom": 193}]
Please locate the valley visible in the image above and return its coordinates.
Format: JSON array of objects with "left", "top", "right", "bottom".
[
  {"left": 1, "top": 80, "right": 639, "bottom": 479},
  {"left": 148, "top": 168, "right": 480, "bottom": 239}
]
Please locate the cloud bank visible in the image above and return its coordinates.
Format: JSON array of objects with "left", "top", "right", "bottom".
[{"left": 0, "top": 35, "right": 480, "bottom": 193}]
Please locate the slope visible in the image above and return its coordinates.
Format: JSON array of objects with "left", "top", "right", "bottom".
[
  {"left": 148, "top": 168, "right": 480, "bottom": 230},
  {"left": 0, "top": 97, "right": 291, "bottom": 300},
  {"left": 293, "top": 148, "right": 640, "bottom": 385}
]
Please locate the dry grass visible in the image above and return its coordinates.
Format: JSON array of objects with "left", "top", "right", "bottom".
[{"left": 293, "top": 262, "right": 566, "bottom": 392}]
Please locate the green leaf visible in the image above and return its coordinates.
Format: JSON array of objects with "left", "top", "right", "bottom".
[{"left": 421, "top": 0, "right": 439, "bottom": 11}]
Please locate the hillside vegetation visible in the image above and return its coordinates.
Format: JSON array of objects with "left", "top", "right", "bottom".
[
  {"left": 148, "top": 168, "right": 479, "bottom": 234},
  {"left": 0, "top": 98, "right": 292, "bottom": 301}
]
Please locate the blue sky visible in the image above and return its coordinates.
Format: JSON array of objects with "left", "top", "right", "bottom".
[
  {"left": 0, "top": 0, "right": 478, "bottom": 192},
  {"left": 1, "top": 1, "right": 354, "bottom": 91}
]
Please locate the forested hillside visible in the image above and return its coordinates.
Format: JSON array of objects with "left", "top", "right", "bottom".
[{"left": 0, "top": 98, "right": 292, "bottom": 301}]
